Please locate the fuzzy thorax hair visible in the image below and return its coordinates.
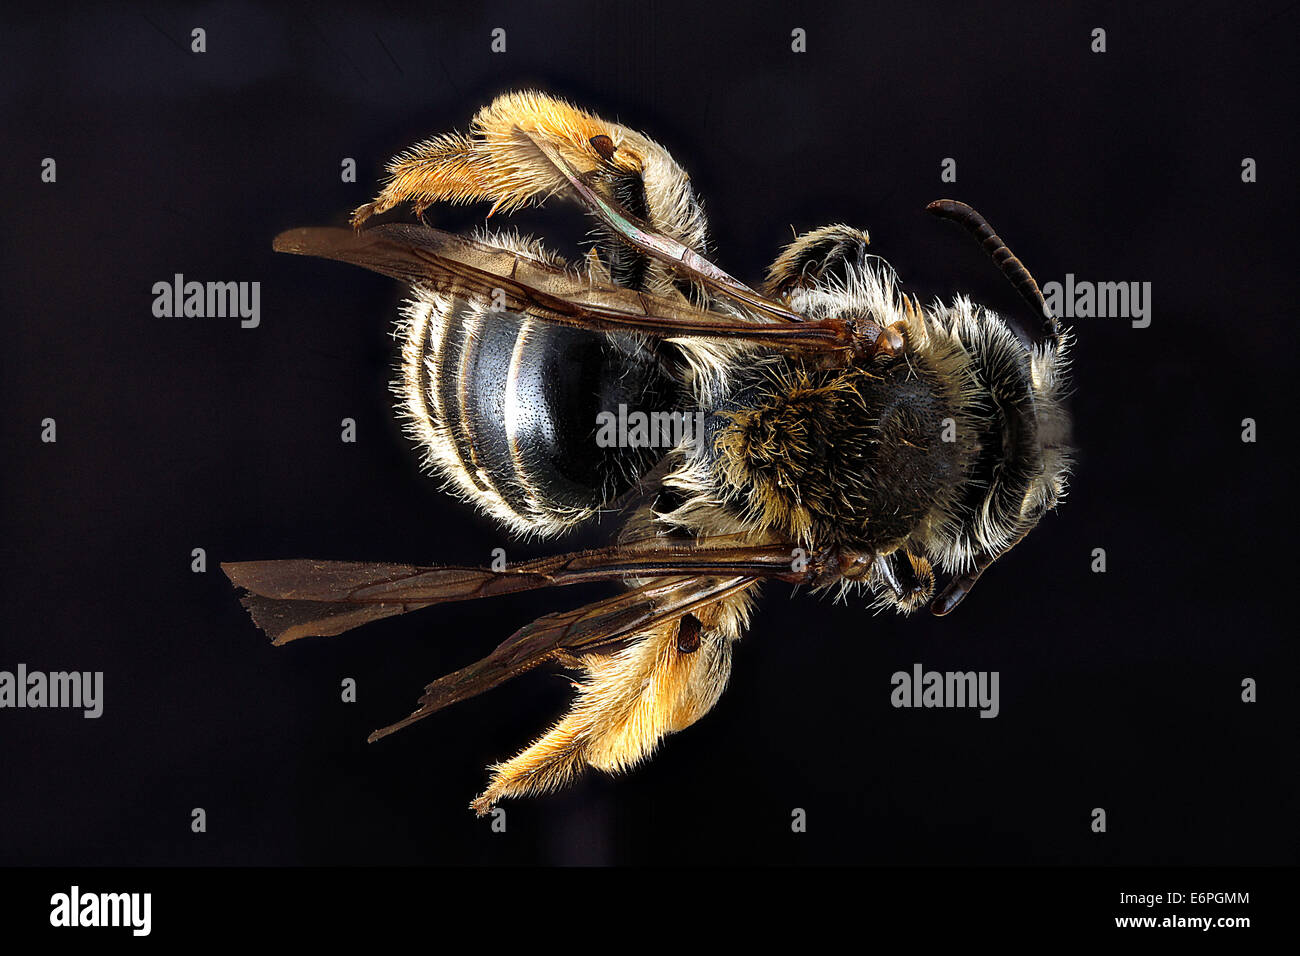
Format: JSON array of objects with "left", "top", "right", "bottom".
[{"left": 664, "top": 257, "right": 1072, "bottom": 577}]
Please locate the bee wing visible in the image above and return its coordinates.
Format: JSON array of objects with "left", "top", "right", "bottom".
[
  {"left": 222, "top": 540, "right": 809, "bottom": 645},
  {"left": 273, "top": 225, "right": 852, "bottom": 352},
  {"left": 366, "top": 574, "right": 756, "bottom": 744}
]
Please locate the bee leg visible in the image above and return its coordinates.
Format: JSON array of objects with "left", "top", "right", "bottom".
[
  {"left": 469, "top": 588, "right": 755, "bottom": 816},
  {"left": 350, "top": 131, "right": 479, "bottom": 227},
  {"left": 469, "top": 621, "right": 730, "bottom": 816},
  {"left": 349, "top": 93, "right": 710, "bottom": 298},
  {"left": 764, "top": 224, "right": 871, "bottom": 297},
  {"left": 874, "top": 549, "right": 935, "bottom": 613},
  {"left": 352, "top": 93, "right": 654, "bottom": 230}
]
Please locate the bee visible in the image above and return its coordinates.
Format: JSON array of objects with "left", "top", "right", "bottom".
[{"left": 224, "top": 91, "right": 1072, "bottom": 815}]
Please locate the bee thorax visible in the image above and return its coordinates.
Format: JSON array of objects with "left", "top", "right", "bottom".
[{"left": 703, "top": 353, "right": 976, "bottom": 549}]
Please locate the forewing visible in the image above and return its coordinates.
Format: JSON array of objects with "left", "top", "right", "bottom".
[
  {"left": 273, "top": 226, "right": 852, "bottom": 350},
  {"left": 222, "top": 541, "right": 805, "bottom": 645}
]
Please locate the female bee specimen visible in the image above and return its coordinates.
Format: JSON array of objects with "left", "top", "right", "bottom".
[{"left": 224, "top": 92, "right": 1072, "bottom": 814}]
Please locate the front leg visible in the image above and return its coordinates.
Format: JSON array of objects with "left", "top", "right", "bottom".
[
  {"left": 764, "top": 223, "right": 872, "bottom": 297},
  {"left": 873, "top": 549, "right": 936, "bottom": 613}
]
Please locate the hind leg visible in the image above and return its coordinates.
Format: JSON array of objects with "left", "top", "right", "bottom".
[{"left": 351, "top": 91, "right": 709, "bottom": 298}]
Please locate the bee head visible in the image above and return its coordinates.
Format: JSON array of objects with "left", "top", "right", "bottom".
[
  {"left": 906, "top": 200, "right": 1072, "bottom": 615},
  {"left": 921, "top": 304, "right": 1073, "bottom": 614}
]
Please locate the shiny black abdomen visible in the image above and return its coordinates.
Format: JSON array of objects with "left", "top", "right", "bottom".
[{"left": 431, "top": 305, "right": 680, "bottom": 522}]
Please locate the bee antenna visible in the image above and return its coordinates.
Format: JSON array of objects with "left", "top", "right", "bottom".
[
  {"left": 926, "top": 199, "right": 1059, "bottom": 345},
  {"left": 929, "top": 557, "right": 991, "bottom": 616}
]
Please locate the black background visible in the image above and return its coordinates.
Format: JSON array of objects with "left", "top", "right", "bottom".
[{"left": 1, "top": 0, "right": 1296, "bottom": 867}]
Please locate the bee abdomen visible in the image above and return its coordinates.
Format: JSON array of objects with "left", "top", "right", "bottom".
[{"left": 398, "top": 294, "right": 678, "bottom": 537}]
